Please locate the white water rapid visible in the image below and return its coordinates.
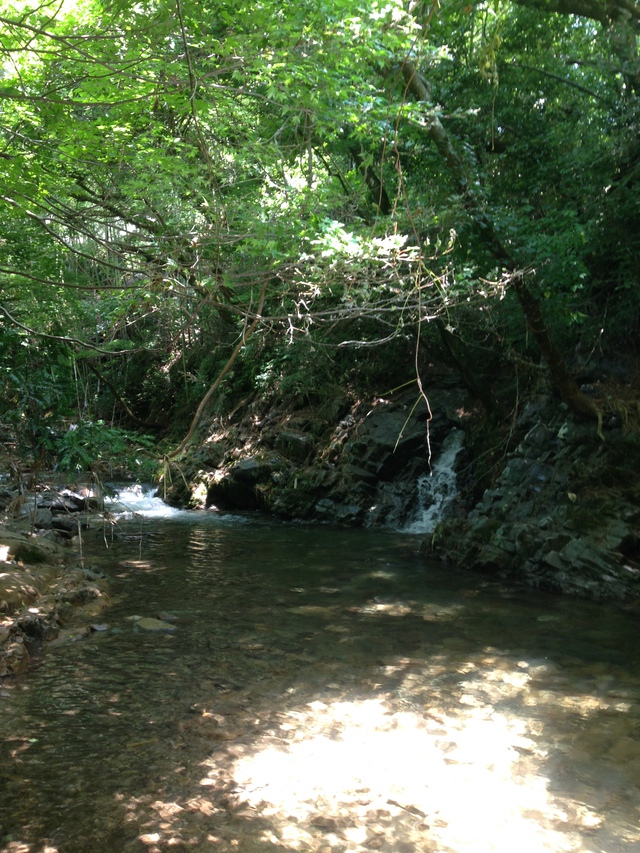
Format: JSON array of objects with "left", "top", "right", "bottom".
[{"left": 104, "top": 484, "right": 181, "bottom": 519}]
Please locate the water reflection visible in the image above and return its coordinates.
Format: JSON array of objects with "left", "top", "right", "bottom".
[{"left": 0, "top": 516, "right": 639, "bottom": 852}]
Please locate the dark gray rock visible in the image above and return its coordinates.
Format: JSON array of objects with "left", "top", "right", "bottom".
[
  {"left": 436, "top": 405, "right": 640, "bottom": 599},
  {"left": 206, "top": 453, "right": 292, "bottom": 510},
  {"left": 274, "top": 430, "right": 315, "bottom": 463}
]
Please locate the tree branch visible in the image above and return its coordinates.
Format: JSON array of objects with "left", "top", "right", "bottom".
[
  {"left": 0, "top": 303, "right": 153, "bottom": 355},
  {"left": 511, "top": 62, "right": 612, "bottom": 104},
  {"left": 166, "top": 277, "right": 270, "bottom": 459},
  {"left": 511, "top": 0, "right": 639, "bottom": 26}
]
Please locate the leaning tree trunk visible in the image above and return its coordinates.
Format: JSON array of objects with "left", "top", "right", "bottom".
[
  {"left": 436, "top": 319, "right": 508, "bottom": 418},
  {"left": 401, "top": 60, "right": 599, "bottom": 422},
  {"left": 509, "top": 274, "right": 599, "bottom": 419}
]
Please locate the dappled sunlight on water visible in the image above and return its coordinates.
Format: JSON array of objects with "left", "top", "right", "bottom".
[
  {"left": 1, "top": 517, "right": 640, "bottom": 852},
  {"left": 159, "top": 651, "right": 639, "bottom": 853},
  {"left": 224, "top": 698, "right": 561, "bottom": 852}
]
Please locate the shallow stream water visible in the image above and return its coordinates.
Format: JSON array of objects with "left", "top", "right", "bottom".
[{"left": 1, "top": 499, "right": 640, "bottom": 853}]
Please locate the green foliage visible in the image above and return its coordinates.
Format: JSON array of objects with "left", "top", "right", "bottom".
[
  {"left": 56, "top": 420, "right": 157, "bottom": 477},
  {"left": 0, "top": 0, "right": 638, "bottom": 452},
  {"left": 250, "top": 340, "right": 341, "bottom": 408}
]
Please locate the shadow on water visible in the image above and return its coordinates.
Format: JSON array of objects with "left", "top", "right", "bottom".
[{"left": 1, "top": 511, "right": 640, "bottom": 852}]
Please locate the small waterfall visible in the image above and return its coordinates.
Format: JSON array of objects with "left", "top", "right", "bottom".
[{"left": 403, "top": 429, "right": 464, "bottom": 534}]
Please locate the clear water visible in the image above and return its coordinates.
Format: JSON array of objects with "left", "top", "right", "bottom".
[{"left": 1, "top": 508, "right": 640, "bottom": 853}]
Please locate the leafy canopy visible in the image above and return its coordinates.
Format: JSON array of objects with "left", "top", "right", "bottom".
[{"left": 0, "top": 0, "right": 638, "bottom": 464}]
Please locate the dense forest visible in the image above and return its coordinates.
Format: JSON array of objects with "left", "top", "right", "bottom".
[{"left": 0, "top": 0, "right": 639, "bottom": 475}]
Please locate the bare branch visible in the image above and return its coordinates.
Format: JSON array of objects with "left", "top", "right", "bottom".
[{"left": 167, "top": 277, "right": 270, "bottom": 459}]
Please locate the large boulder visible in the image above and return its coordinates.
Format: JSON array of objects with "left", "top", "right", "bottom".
[
  {"left": 0, "top": 562, "right": 62, "bottom": 613},
  {"left": 257, "top": 389, "right": 467, "bottom": 526},
  {"left": 180, "top": 386, "right": 469, "bottom": 528},
  {"left": 0, "top": 527, "right": 66, "bottom": 565},
  {"left": 206, "top": 453, "right": 293, "bottom": 510}
]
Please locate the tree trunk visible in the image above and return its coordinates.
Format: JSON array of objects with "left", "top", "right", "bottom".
[
  {"left": 345, "top": 136, "right": 391, "bottom": 215},
  {"left": 436, "top": 320, "right": 507, "bottom": 418}
]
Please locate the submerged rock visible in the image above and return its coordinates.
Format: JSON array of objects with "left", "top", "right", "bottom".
[
  {"left": 133, "top": 617, "right": 179, "bottom": 633},
  {"left": 0, "top": 639, "right": 29, "bottom": 676}
]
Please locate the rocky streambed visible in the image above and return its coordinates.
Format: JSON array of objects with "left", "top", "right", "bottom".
[
  {"left": 0, "top": 484, "right": 110, "bottom": 676},
  {"left": 2, "top": 514, "right": 640, "bottom": 853}
]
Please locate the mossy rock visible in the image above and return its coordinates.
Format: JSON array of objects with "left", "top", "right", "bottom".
[{"left": 0, "top": 529, "right": 65, "bottom": 565}]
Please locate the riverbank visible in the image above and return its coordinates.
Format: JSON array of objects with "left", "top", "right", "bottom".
[
  {"left": 2, "top": 359, "right": 640, "bottom": 680},
  {"left": 161, "top": 367, "right": 640, "bottom": 601},
  {"left": 0, "top": 484, "right": 110, "bottom": 676},
  {"left": 434, "top": 405, "right": 640, "bottom": 599}
]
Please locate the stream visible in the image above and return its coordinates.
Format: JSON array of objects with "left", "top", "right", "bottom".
[{"left": 1, "top": 493, "right": 640, "bottom": 853}]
